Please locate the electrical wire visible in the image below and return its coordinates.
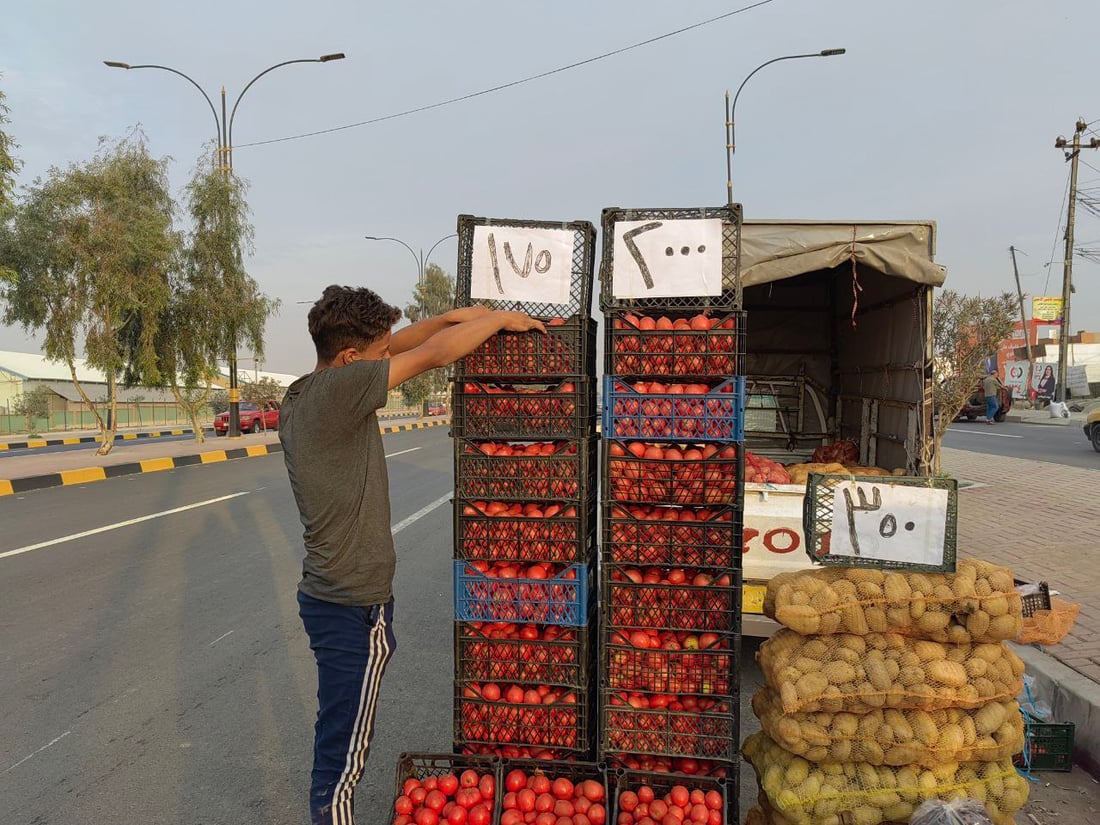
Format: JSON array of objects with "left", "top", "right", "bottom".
[
  {"left": 1043, "top": 167, "right": 1071, "bottom": 295},
  {"left": 235, "top": 0, "right": 778, "bottom": 149}
]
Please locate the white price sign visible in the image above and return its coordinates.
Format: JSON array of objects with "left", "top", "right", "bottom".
[
  {"left": 470, "top": 225, "right": 574, "bottom": 305},
  {"left": 612, "top": 218, "right": 723, "bottom": 299},
  {"left": 828, "top": 480, "right": 950, "bottom": 568}
]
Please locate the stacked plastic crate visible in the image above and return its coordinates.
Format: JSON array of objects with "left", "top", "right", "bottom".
[
  {"left": 596, "top": 206, "right": 746, "bottom": 813},
  {"left": 451, "top": 215, "right": 599, "bottom": 761}
]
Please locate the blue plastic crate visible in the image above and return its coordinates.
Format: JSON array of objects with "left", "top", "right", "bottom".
[
  {"left": 454, "top": 561, "right": 591, "bottom": 626},
  {"left": 602, "top": 376, "right": 745, "bottom": 442}
]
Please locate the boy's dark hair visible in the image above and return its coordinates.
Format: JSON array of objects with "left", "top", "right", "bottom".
[{"left": 308, "top": 285, "right": 402, "bottom": 361}]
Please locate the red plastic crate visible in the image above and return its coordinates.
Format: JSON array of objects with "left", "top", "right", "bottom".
[
  {"left": 605, "top": 440, "right": 739, "bottom": 506},
  {"left": 604, "top": 504, "right": 738, "bottom": 569}
]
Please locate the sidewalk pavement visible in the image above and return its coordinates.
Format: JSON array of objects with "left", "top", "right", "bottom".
[
  {"left": 944, "top": 446, "right": 1100, "bottom": 773},
  {"left": 1005, "top": 403, "right": 1094, "bottom": 426}
]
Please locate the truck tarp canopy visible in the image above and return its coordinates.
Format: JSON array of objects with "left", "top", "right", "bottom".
[{"left": 740, "top": 221, "right": 946, "bottom": 287}]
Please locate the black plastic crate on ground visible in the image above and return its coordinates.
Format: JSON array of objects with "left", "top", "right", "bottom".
[
  {"left": 602, "top": 377, "right": 745, "bottom": 443},
  {"left": 455, "top": 214, "right": 596, "bottom": 319},
  {"left": 1015, "top": 721, "right": 1074, "bottom": 772},
  {"left": 598, "top": 204, "right": 743, "bottom": 314},
  {"left": 452, "top": 379, "right": 594, "bottom": 441},
  {"left": 603, "top": 628, "right": 739, "bottom": 698},
  {"left": 602, "top": 502, "right": 741, "bottom": 569},
  {"left": 455, "top": 439, "right": 596, "bottom": 503},
  {"left": 455, "top": 560, "right": 593, "bottom": 626},
  {"left": 606, "top": 309, "right": 745, "bottom": 379},
  {"left": 612, "top": 768, "right": 734, "bottom": 825},
  {"left": 601, "top": 566, "right": 741, "bottom": 634},
  {"left": 454, "top": 497, "right": 595, "bottom": 565},
  {"left": 454, "top": 681, "right": 592, "bottom": 756},
  {"left": 456, "top": 317, "right": 596, "bottom": 382},
  {"left": 455, "top": 621, "right": 593, "bottom": 688},
  {"left": 389, "top": 752, "right": 501, "bottom": 824},
  {"left": 604, "top": 440, "right": 741, "bottom": 507}
]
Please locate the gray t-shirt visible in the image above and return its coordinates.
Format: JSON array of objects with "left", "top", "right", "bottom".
[{"left": 279, "top": 360, "right": 394, "bottom": 606}]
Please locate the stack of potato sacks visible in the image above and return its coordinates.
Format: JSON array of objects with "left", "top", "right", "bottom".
[{"left": 742, "top": 559, "right": 1030, "bottom": 825}]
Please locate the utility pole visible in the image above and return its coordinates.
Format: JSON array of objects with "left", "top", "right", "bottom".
[
  {"left": 1008, "top": 246, "right": 1032, "bottom": 379},
  {"left": 1054, "top": 120, "right": 1100, "bottom": 403}
]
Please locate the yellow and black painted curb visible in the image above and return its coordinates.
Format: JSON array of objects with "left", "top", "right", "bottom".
[
  {"left": 0, "top": 427, "right": 211, "bottom": 452},
  {"left": 0, "top": 418, "right": 451, "bottom": 497}
]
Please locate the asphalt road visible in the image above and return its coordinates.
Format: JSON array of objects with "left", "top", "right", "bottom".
[{"left": 944, "top": 420, "right": 1099, "bottom": 469}]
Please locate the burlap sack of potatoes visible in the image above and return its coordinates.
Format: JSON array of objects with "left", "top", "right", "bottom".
[
  {"left": 757, "top": 630, "right": 1025, "bottom": 715},
  {"left": 764, "top": 560, "right": 1023, "bottom": 644},
  {"left": 752, "top": 688, "right": 1024, "bottom": 767},
  {"left": 743, "top": 732, "right": 1028, "bottom": 825}
]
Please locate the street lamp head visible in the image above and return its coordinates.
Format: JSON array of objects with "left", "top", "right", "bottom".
[
  {"left": 103, "top": 60, "right": 131, "bottom": 69},
  {"left": 819, "top": 48, "right": 846, "bottom": 56},
  {"left": 319, "top": 53, "right": 346, "bottom": 62}
]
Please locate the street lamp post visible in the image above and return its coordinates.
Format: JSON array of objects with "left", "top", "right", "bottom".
[
  {"left": 724, "top": 48, "right": 846, "bottom": 204},
  {"left": 104, "top": 52, "right": 345, "bottom": 437},
  {"left": 364, "top": 233, "right": 458, "bottom": 317}
]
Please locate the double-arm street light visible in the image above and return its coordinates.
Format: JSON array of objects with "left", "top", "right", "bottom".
[
  {"left": 105, "top": 52, "right": 345, "bottom": 436},
  {"left": 365, "top": 233, "right": 458, "bottom": 317},
  {"left": 725, "top": 48, "right": 846, "bottom": 204}
]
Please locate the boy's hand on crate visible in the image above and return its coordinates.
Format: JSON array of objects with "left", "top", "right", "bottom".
[{"left": 495, "top": 311, "right": 547, "bottom": 334}]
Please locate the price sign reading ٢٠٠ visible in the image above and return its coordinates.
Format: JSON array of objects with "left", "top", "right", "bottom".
[
  {"left": 826, "top": 480, "right": 951, "bottom": 569},
  {"left": 611, "top": 218, "right": 724, "bottom": 299},
  {"left": 469, "top": 225, "right": 575, "bottom": 305}
]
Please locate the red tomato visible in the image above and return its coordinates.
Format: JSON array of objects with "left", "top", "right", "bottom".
[
  {"left": 410, "top": 787, "right": 428, "bottom": 806},
  {"left": 445, "top": 806, "right": 468, "bottom": 825},
  {"left": 414, "top": 809, "right": 439, "bottom": 825},
  {"left": 587, "top": 802, "right": 607, "bottom": 824},
  {"left": 704, "top": 791, "right": 722, "bottom": 811},
  {"left": 467, "top": 805, "right": 491, "bottom": 825},
  {"left": 580, "top": 780, "right": 605, "bottom": 803},
  {"left": 531, "top": 775, "right": 552, "bottom": 795},
  {"left": 505, "top": 769, "right": 527, "bottom": 793},
  {"left": 669, "top": 787, "right": 690, "bottom": 809},
  {"left": 394, "top": 795, "right": 414, "bottom": 815},
  {"left": 517, "top": 788, "right": 537, "bottom": 812},
  {"left": 438, "top": 774, "right": 459, "bottom": 796},
  {"left": 460, "top": 770, "right": 479, "bottom": 789},
  {"left": 478, "top": 774, "right": 495, "bottom": 800},
  {"left": 425, "top": 790, "right": 447, "bottom": 813},
  {"left": 405, "top": 779, "right": 423, "bottom": 797},
  {"left": 619, "top": 791, "right": 639, "bottom": 812}
]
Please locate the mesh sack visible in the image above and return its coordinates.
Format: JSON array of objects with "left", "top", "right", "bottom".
[
  {"left": 1015, "top": 597, "right": 1080, "bottom": 646},
  {"left": 764, "top": 560, "right": 1023, "bottom": 643},
  {"left": 752, "top": 688, "right": 1024, "bottom": 766},
  {"left": 743, "top": 731, "right": 1028, "bottom": 825},
  {"left": 753, "top": 793, "right": 909, "bottom": 825},
  {"left": 758, "top": 630, "right": 1026, "bottom": 714}
]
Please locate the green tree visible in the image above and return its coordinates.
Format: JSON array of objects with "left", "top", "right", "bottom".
[
  {"left": 11, "top": 385, "right": 52, "bottom": 434},
  {"left": 0, "top": 79, "right": 20, "bottom": 219},
  {"left": 403, "top": 263, "right": 454, "bottom": 411},
  {"left": 0, "top": 133, "right": 176, "bottom": 455},
  {"left": 240, "top": 376, "right": 284, "bottom": 406},
  {"left": 930, "top": 290, "right": 1016, "bottom": 473}
]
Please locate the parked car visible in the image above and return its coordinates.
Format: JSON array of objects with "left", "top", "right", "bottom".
[
  {"left": 956, "top": 382, "right": 1012, "bottom": 423},
  {"left": 426, "top": 401, "right": 447, "bottom": 416},
  {"left": 1086, "top": 407, "right": 1100, "bottom": 453},
  {"left": 214, "top": 400, "right": 280, "bottom": 435}
]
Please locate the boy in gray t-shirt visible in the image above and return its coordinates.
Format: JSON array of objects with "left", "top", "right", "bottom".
[{"left": 280, "top": 285, "right": 542, "bottom": 825}]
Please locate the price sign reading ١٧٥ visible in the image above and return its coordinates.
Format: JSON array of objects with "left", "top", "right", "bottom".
[
  {"left": 611, "top": 218, "right": 724, "bottom": 299},
  {"left": 469, "top": 225, "right": 575, "bottom": 306}
]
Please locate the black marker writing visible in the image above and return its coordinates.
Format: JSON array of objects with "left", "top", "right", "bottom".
[
  {"left": 623, "top": 221, "right": 663, "bottom": 289},
  {"left": 504, "top": 241, "right": 533, "bottom": 279},
  {"left": 487, "top": 232, "right": 504, "bottom": 295},
  {"left": 486, "top": 233, "right": 554, "bottom": 293},
  {"left": 842, "top": 486, "right": 882, "bottom": 557}
]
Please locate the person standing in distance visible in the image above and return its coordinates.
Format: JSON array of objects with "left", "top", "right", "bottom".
[
  {"left": 982, "top": 368, "right": 1004, "bottom": 425},
  {"left": 279, "top": 285, "right": 544, "bottom": 825}
]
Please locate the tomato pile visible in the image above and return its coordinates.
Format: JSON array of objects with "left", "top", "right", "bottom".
[
  {"left": 458, "top": 683, "right": 581, "bottom": 749},
  {"left": 459, "top": 622, "right": 582, "bottom": 684},
  {"left": 458, "top": 502, "right": 584, "bottom": 562},
  {"left": 605, "top": 567, "right": 735, "bottom": 632},
  {"left": 459, "top": 441, "right": 584, "bottom": 500},
  {"left": 393, "top": 769, "right": 495, "bottom": 825},
  {"left": 614, "top": 781, "right": 725, "bottom": 825},
  {"left": 463, "top": 317, "right": 586, "bottom": 376},
  {"left": 609, "top": 756, "right": 729, "bottom": 778},
  {"left": 610, "top": 312, "right": 739, "bottom": 377},
  {"left": 606, "top": 505, "right": 735, "bottom": 568},
  {"left": 606, "top": 381, "right": 740, "bottom": 441},
  {"left": 607, "top": 442, "right": 738, "bottom": 505},
  {"left": 606, "top": 629, "right": 733, "bottom": 695},
  {"left": 500, "top": 768, "right": 607, "bottom": 825}
]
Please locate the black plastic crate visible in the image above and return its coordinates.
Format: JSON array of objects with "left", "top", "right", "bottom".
[
  {"left": 603, "top": 628, "right": 740, "bottom": 699},
  {"left": 606, "top": 309, "right": 745, "bottom": 379},
  {"left": 457, "top": 744, "right": 589, "bottom": 763},
  {"left": 389, "top": 752, "right": 501, "bottom": 824},
  {"left": 455, "top": 561, "right": 593, "bottom": 626},
  {"left": 1017, "top": 581, "right": 1052, "bottom": 618},
  {"left": 452, "top": 378, "right": 594, "bottom": 441},
  {"left": 455, "top": 214, "right": 596, "bottom": 319},
  {"left": 602, "top": 377, "right": 745, "bottom": 443},
  {"left": 612, "top": 769, "right": 733, "bottom": 824},
  {"left": 601, "top": 699, "right": 737, "bottom": 766},
  {"left": 1015, "top": 721, "right": 1075, "bottom": 772},
  {"left": 455, "top": 439, "right": 596, "bottom": 503},
  {"left": 602, "top": 502, "right": 741, "bottom": 570},
  {"left": 454, "top": 497, "right": 596, "bottom": 565},
  {"left": 601, "top": 567, "right": 741, "bottom": 634},
  {"left": 454, "top": 681, "right": 592, "bottom": 755},
  {"left": 603, "top": 440, "right": 740, "bottom": 507},
  {"left": 498, "top": 759, "right": 610, "bottom": 820},
  {"left": 456, "top": 316, "right": 597, "bottom": 382},
  {"left": 599, "top": 204, "right": 743, "bottom": 314},
  {"left": 606, "top": 754, "right": 734, "bottom": 779},
  {"left": 455, "top": 621, "right": 593, "bottom": 688}
]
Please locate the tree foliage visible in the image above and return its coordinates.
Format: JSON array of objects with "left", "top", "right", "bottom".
[
  {"left": 11, "top": 385, "right": 52, "bottom": 433},
  {"left": 240, "top": 376, "right": 285, "bottom": 406},
  {"left": 0, "top": 132, "right": 176, "bottom": 454},
  {"left": 402, "top": 262, "right": 454, "bottom": 404},
  {"left": 0, "top": 80, "right": 20, "bottom": 219},
  {"left": 930, "top": 290, "right": 1017, "bottom": 473}
]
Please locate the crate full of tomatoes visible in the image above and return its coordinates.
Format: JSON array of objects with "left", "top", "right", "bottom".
[
  {"left": 457, "top": 316, "right": 596, "bottom": 381},
  {"left": 602, "top": 378, "right": 745, "bottom": 442},
  {"left": 455, "top": 681, "right": 590, "bottom": 754},
  {"left": 456, "top": 440, "right": 596, "bottom": 503},
  {"left": 454, "top": 560, "right": 592, "bottom": 626},
  {"left": 607, "top": 310, "right": 744, "bottom": 378},
  {"left": 601, "top": 686, "right": 738, "bottom": 763},
  {"left": 455, "top": 622, "right": 591, "bottom": 688},
  {"left": 454, "top": 499, "right": 595, "bottom": 565},
  {"left": 601, "top": 566, "right": 740, "bottom": 633},
  {"left": 602, "top": 504, "right": 738, "bottom": 570},
  {"left": 452, "top": 379, "right": 594, "bottom": 440},
  {"left": 498, "top": 759, "right": 608, "bottom": 825},
  {"left": 605, "top": 440, "right": 739, "bottom": 506},
  {"left": 612, "top": 770, "right": 730, "bottom": 825},
  {"left": 604, "top": 628, "right": 737, "bottom": 697},
  {"left": 389, "top": 752, "right": 499, "bottom": 825}
]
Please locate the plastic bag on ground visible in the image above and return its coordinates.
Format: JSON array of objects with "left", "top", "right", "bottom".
[{"left": 909, "top": 798, "right": 995, "bottom": 825}]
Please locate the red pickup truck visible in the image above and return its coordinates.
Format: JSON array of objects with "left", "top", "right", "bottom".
[{"left": 214, "top": 401, "right": 280, "bottom": 435}]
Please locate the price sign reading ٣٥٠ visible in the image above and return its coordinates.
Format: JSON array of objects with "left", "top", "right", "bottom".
[
  {"left": 611, "top": 218, "right": 724, "bottom": 299},
  {"left": 469, "top": 225, "right": 575, "bottom": 305}
]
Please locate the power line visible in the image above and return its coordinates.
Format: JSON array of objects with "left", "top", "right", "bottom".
[
  {"left": 1043, "top": 167, "right": 1071, "bottom": 294},
  {"left": 236, "top": 0, "right": 779, "bottom": 149}
]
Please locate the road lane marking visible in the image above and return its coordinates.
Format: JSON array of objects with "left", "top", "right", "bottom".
[
  {"left": 385, "top": 447, "right": 422, "bottom": 459},
  {"left": 209, "top": 630, "right": 234, "bottom": 647},
  {"left": 946, "top": 429, "right": 1022, "bottom": 439},
  {"left": 392, "top": 492, "right": 452, "bottom": 535},
  {"left": 4, "top": 730, "right": 71, "bottom": 775},
  {"left": 0, "top": 492, "right": 250, "bottom": 560}
]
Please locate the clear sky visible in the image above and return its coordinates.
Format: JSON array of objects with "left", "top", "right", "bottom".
[{"left": 3, "top": 0, "right": 1099, "bottom": 376}]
